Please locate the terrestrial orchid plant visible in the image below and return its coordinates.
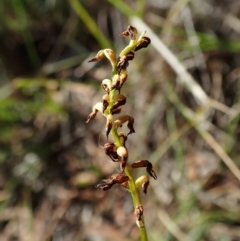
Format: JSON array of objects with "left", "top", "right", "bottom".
[{"left": 86, "top": 26, "right": 157, "bottom": 241}]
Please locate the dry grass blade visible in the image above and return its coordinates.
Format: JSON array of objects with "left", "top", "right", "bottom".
[
  {"left": 224, "top": 14, "right": 240, "bottom": 33},
  {"left": 131, "top": 16, "right": 240, "bottom": 183},
  {"left": 130, "top": 16, "right": 209, "bottom": 106},
  {"left": 157, "top": 209, "right": 191, "bottom": 241},
  {"left": 165, "top": 82, "right": 240, "bottom": 182},
  {"left": 42, "top": 201, "right": 71, "bottom": 241},
  {"left": 150, "top": 123, "right": 191, "bottom": 164}
]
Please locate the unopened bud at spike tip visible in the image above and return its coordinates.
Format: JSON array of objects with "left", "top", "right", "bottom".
[{"left": 135, "top": 37, "right": 151, "bottom": 52}]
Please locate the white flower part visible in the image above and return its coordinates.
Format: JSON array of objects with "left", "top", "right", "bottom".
[
  {"left": 93, "top": 102, "right": 104, "bottom": 114},
  {"left": 86, "top": 102, "right": 105, "bottom": 123},
  {"left": 136, "top": 219, "right": 145, "bottom": 228},
  {"left": 138, "top": 30, "right": 146, "bottom": 41},
  {"left": 116, "top": 146, "right": 127, "bottom": 158},
  {"left": 101, "top": 79, "right": 112, "bottom": 93}
]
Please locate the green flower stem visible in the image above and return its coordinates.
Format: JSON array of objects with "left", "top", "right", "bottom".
[
  {"left": 119, "top": 42, "right": 137, "bottom": 57},
  {"left": 125, "top": 165, "right": 148, "bottom": 241},
  {"left": 109, "top": 109, "right": 149, "bottom": 241},
  {"left": 108, "top": 44, "right": 149, "bottom": 241},
  {"left": 111, "top": 127, "right": 148, "bottom": 241},
  {"left": 110, "top": 128, "right": 121, "bottom": 147},
  {"left": 86, "top": 25, "right": 152, "bottom": 241}
]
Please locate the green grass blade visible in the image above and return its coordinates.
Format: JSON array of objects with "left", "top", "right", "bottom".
[
  {"left": 107, "top": 0, "right": 135, "bottom": 17},
  {"left": 12, "top": 0, "right": 41, "bottom": 68},
  {"left": 69, "top": 0, "right": 112, "bottom": 48}
]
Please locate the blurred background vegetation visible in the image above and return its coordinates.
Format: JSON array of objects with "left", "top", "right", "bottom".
[{"left": 1, "top": 0, "right": 240, "bottom": 240}]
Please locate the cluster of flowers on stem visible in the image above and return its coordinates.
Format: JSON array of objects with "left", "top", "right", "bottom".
[{"left": 86, "top": 26, "right": 157, "bottom": 228}]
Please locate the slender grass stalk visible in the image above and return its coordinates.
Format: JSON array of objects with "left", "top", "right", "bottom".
[
  {"left": 107, "top": 0, "right": 134, "bottom": 17},
  {"left": 69, "top": 0, "right": 112, "bottom": 48},
  {"left": 12, "top": 0, "right": 40, "bottom": 68}
]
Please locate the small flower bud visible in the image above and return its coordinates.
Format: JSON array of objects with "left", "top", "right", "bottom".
[
  {"left": 102, "top": 94, "right": 110, "bottom": 113},
  {"left": 134, "top": 205, "right": 144, "bottom": 228},
  {"left": 117, "top": 51, "right": 134, "bottom": 73},
  {"left": 111, "top": 74, "right": 121, "bottom": 90},
  {"left": 117, "top": 146, "right": 128, "bottom": 170},
  {"left": 111, "top": 71, "right": 128, "bottom": 92},
  {"left": 118, "top": 69, "right": 128, "bottom": 90},
  {"left": 136, "top": 219, "right": 145, "bottom": 228},
  {"left": 126, "top": 51, "right": 135, "bottom": 61},
  {"left": 86, "top": 102, "right": 103, "bottom": 123},
  {"left": 117, "top": 56, "right": 129, "bottom": 73},
  {"left": 111, "top": 94, "right": 126, "bottom": 113},
  {"left": 134, "top": 37, "right": 151, "bottom": 52},
  {"left": 101, "top": 79, "right": 112, "bottom": 93},
  {"left": 116, "top": 146, "right": 128, "bottom": 157}
]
